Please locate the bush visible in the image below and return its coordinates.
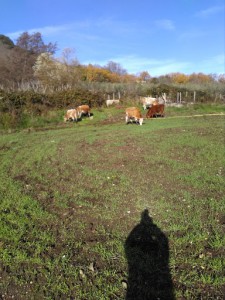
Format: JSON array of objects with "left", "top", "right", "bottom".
[
  {"left": 0, "top": 82, "right": 224, "bottom": 129},
  {"left": 49, "top": 89, "right": 105, "bottom": 108},
  {"left": 0, "top": 89, "right": 105, "bottom": 113},
  {"left": 0, "top": 112, "right": 13, "bottom": 129}
]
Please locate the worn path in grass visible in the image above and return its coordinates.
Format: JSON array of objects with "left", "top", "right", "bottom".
[{"left": 160, "top": 112, "right": 225, "bottom": 118}]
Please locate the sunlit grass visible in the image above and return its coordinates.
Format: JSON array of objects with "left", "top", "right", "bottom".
[{"left": 0, "top": 105, "right": 224, "bottom": 299}]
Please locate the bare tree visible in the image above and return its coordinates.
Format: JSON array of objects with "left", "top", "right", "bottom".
[
  {"left": 104, "top": 61, "right": 127, "bottom": 75},
  {"left": 16, "top": 32, "right": 57, "bottom": 54},
  {"left": 0, "top": 32, "right": 58, "bottom": 87}
]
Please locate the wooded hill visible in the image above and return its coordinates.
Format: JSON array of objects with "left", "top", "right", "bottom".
[{"left": 0, "top": 32, "right": 224, "bottom": 119}]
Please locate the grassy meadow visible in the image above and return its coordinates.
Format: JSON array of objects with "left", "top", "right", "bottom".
[{"left": 0, "top": 103, "right": 225, "bottom": 299}]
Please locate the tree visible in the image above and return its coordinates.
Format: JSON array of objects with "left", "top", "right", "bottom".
[
  {"left": 33, "top": 50, "right": 82, "bottom": 87},
  {"left": 83, "top": 64, "right": 114, "bottom": 82},
  {"left": 218, "top": 74, "right": 225, "bottom": 84},
  {"left": 170, "top": 73, "right": 189, "bottom": 84},
  {"left": 8, "top": 47, "right": 37, "bottom": 83},
  {"left": 104, "top": 61, "right": 127, "bottom": 75},
  {"left": 59, "top": 48, "right": 78, "bottom": 66},
  {"left": 16, "top": 32, "right": 57, "bottom": 54},
  {"left": 0, "top": 34, "right": 15, "bottom": 48},
  {"left": 33, "top": 53, "right": 60, "bottom": 86},
  {"left": 0, "top": 32, "right": 58, "bottom": 87},
  {"left": 188, "top": 73, "right": 213, "bottom": 84},
  {"left": 138, "top": 71, "right": 151, "bottom": 82},
  {"left": 0, "top": 35, "right": 36, "bottom": 85}
]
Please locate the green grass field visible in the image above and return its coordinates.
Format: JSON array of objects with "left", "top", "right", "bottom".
[{"left": 0, "top": 104, "right": 225, "bottom": 299}]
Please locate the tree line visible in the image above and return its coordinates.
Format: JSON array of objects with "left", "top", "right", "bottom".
[
  {"left": 0, "top": 31, "right": 224, "bottom": 129},
  {"left": 0, "top": 32, "right": 224, "bottom": 90}
]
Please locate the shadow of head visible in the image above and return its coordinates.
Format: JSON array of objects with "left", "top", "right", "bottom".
[{"left": 125, "top": 209, "right": 175, "bottom": 300}]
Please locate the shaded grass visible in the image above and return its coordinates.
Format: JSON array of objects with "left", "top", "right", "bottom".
[{"left": 0, "top": 106, "right": 224, "bottom": 299}]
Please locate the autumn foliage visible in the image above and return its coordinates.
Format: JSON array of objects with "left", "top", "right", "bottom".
[{"left": 0, "top": 31, "right": 224, "bottom": 129}]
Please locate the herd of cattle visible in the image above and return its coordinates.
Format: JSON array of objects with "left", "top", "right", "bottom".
[{"left": 64, "top": 96, "right": 166, "bottom": 126}]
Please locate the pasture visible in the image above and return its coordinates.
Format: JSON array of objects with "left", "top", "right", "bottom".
[{"left": 0, "top": 104, "right": 225, "bottom": 299}]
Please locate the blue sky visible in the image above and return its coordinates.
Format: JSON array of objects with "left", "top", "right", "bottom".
[{"left": 1, "top": 0, "right": 224, "bottom": 76}]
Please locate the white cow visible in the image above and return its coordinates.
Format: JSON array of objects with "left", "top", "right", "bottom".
[
  {"left": 140, "top": 94, "right": 166, "bottom": 109},
  {"left": 106, "top": 99, "right": 120, "bottom": 107},
  {"left": 140, "top": 97, "right": 157, "bottom": 110}
]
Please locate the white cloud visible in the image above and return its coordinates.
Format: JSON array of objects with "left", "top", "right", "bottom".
[
  {"left": 7, "top": 24, "right": 72, "bottom": 40},
  {"left": 154, "top": 19, "right": 175, "bottom": 30},
  {"left": 195, "top": 5, "right": 224, "bottom": 17},
  {"left": 6, "top": 18, "right": 137, "bottom": 45},
  {"left": 6, "top": 20, "right": 96, "bottom": 41}
]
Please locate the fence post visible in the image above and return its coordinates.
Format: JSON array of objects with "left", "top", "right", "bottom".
[{"left": 193, "top": 91, "right": 196, "bottom": 103}]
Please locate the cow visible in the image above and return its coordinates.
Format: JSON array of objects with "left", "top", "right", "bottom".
[
  {"left": 140, "top": 97, "right": 158, "bottom": 110},
  {"left": 106, "top": 99, "right": 120, "bottom": 107},
  {"left": 146, "top": 104, "right": 165, "bottom": 118},
  {"left": 125, "top": 107, "right": 144, "bottom": 125},
  {"left": 64, "top": 109, "right": 78, "bottom": 122},
  {"left": 140, "top": 94, "right": 166, "bottom": 110},
  {"left": 77, "top": 105, "right": 91, "bottom": 118}
]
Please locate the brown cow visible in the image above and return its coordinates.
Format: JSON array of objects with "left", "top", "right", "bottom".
[
  {"left": 77, "top": 105, "right": 91, "bottom": 118},
  {"left": 146, "top": 104, "right": 165, "bottom": 118},
  {"left": 64, "top": 109, "right": 78, "bottom": 122},
  {"left": 125, "top": 107, "right": 144, "bottom": 125}
]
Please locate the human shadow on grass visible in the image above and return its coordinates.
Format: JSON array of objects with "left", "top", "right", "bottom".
[{"left": 125, "top": 209, "right": 175, "bottom": 300}]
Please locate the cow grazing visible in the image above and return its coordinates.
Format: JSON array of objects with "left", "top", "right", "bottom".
[
  {"left": 64, "top": 109, "right": 78, "bottom": 122},
  {"left": 77, "top": 105, "right": 91, "bottom": 118},
  {"left": 146, "top": 104, "right": 165, "bottom": 118},
  {"left": 106, "top": 99, "right": 120, "bottom": 107},
  {"left": 125, "top": 107, "right": 144, "bottom": 125}
]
